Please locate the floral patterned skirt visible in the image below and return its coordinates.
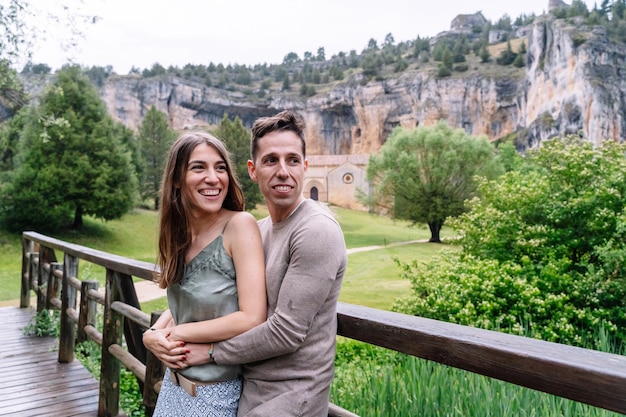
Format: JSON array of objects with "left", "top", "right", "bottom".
[{"left": 153, "top": 368, "right": 241, "bottom": 417}]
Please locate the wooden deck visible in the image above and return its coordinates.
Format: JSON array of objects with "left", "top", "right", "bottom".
[{"left": 0, "top": 307, "right": 100, "bottom": 417}]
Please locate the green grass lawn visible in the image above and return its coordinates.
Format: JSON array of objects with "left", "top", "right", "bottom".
[
  {"left": 1, "top": 204, "right": 455, "bottom": 310},
  {"left": 342, "top": 242, "right": 456, "bottom": 310},
  {"left": 0, "top": 209, "right": 160, "bottom": 303},
  {"left": 0, "top": 232, "right": 23, "bottom": 303},
  {"left": 333, "top": 206, "right": 456, "bottom": 248}
]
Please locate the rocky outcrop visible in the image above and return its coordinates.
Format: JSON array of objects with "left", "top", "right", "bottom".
[
  {"left": 24, "top": 8, "right": 623, "bottom": 154},
  {"left": 522, "top": 16, "right": 626, "bottom": 147},
  {"left": 549, "top": 0, "right": 569, "bottom": 11}
]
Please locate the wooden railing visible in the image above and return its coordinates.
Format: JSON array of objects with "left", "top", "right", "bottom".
[{"left": 20, "top": 231, "right": 626, "bottom": 416}]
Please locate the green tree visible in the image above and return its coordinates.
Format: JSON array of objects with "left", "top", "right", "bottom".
[
  {"left": 137, "top": 105, "right": 176, "bottom": 209},
  {"left": 412, "top": 36, "right": 430, "bottom": 58},
  {"left": 494, "top": 14, "right": 513, "bottom": 31},
  {"left": 113, "top": 122, "right": 143, "bottom": 186},
  {"left": 496, "top": 141, "right": 524, "bottom": 172},
  {"left": 0, "top": 105, "right": 29, "bottom": 172},
  {"left": 316, "top": 47, "right": 326, "bottom": 61},
  {"left": 142, "top": 62, "right": 166, "bottom": 77},
  {"left": 393, "top": 58, "right": 408, "bottom": 72},
  {"left": 83, "top": 65, "right": 114, "bottom": 87},
  {"left": 462, "top": 137, "right": 626, "bottom": 269},
  {"left": 383, "top": 33, "right": 395, "bottom": 47},
  {"left": 436, "top": 64, "right": 452, "bottom": 78},
  {"left": 0, "top": 66, "right": 137, "bottom": 231},
  {"left": 442, "top": 47, "right": 454, "bottom": 70},
  {"left": 21, "top": 62, "right": 51, "bottom": 74},
  {"left": 365, "top": 122, "right": 503, "bottom": 242},
  {"left": 394, "top": 136, "right": 626, "bottom": 346},
  {"left": 348, "top": 50, "right": 359, "bottom": 68},
  {"left": 496, "top": 40, "right": 517, "bottom": 65},
  {"left": 281, "top": 75, "right": 291, "bottom": 91},
  {"left": 0, "top": 59, "right": 26, "bottom": 116},
  {"left": 283, "top": 52, "right": 300, "bottom": 65},
  {"left": 212, "top": 114, "right": 262, "bottom": 210},
  {"left": 361, "top": 51, "right": 383, "bottom": 77},
  {"left": 366, "top": 38, "right": 378, "bottom": 51}
]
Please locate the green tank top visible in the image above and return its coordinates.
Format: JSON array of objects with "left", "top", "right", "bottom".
[{"left": 167, "top": 233, "right": 241, "bottom": 382}]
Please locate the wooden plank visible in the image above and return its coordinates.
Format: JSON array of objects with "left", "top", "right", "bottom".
[{"left": 0, "top": 307, "right": 100, "bottom": 417}]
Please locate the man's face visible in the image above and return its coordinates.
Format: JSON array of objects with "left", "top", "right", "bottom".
[{"left": 248, "top": 130, "right": 308, "bottom": 222}]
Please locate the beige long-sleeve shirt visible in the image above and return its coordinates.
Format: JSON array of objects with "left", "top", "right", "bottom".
[{"left": 214, "top": 199, "right": 347, "bottom": 416}]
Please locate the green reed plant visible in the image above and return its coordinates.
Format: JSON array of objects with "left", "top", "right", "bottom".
[{"left": 331, "top": 334, "right": 623, "bottom": 417}]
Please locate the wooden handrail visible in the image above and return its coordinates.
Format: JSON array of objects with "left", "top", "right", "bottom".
[
  {"left": 23, "top": 231, "right": 156, "bottom": 279},
  {"left": 337, "top": 302, "right": 626, "bottom": 414},
  {"left": 19, "top": 231, "right": 626, "bottom": 416}
]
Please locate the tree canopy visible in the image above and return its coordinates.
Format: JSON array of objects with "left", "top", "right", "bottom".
[
  {"left": 137, "top": 105, "right": 176, "bottom": 209},
  {"left": 0, "top": 65, "right": 137, "bottom": 231},
  {"left": 393, "top": 136, "right": 626, "bottom": 347},
  {"left": 212, "top": 114, "right": 263, "bottom": 210},
  {"left": 365, "top": 121, "right": 503, "bottom": 242}
]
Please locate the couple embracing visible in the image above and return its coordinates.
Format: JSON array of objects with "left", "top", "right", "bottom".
[{"left": 143, "top": 110, "right": 347, "bottom": 417}]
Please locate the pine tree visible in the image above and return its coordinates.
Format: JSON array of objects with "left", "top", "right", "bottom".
[
  {"left": 0, "top": 66, "right": 138, "bottom": 231},
  {"left": 137, "top": 105, "right": 176, "bottom": 209},
  {"left": 212, "top": 115, "right": 263, "bottom": 210}
]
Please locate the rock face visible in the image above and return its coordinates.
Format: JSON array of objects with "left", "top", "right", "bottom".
[
  {"left": 94, "top": 14, "right": 625, "bottom": 154},
  {"left": 522, "top": 16, "right": 626, "bottom": 147}
]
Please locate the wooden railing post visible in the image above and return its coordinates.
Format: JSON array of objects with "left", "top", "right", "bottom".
[
  {"left": 20, "top": 237, "right": 34, "bottom": 308},
  {"left": 36, "top": 249, "right": 45, "bottom": 312},
  {"left": 143, "top": 311, "right": 165, "bottom": 417},
  {"left": 36, "top": 246, "right": 58, "bottom": 312},
  {"left": 99, "top": 268, "right": 122, "bottom": 417},
  {"left": 59, "top": 253, "right": 79, "bottom": 363},
  {"left": 118, "top": 273, "right": 148, "bottom": 389},
  {"left": 78, "top": 280, "right": 99, "bottom": 343},
  {"left": 45, "top": 262, "right": 63, "bottom": 310},
  {"left": 27, "top": 252, "right": 38, "bottom": 305}
]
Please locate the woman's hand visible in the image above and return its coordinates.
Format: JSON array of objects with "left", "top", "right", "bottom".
[
  {"left": 180, "top": 342, "right": 212, "bottom": 367},
  {"left": 143, "top": 328, "right": 189, "bottom": 369}
]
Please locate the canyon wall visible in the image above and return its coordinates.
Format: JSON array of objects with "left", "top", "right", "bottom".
[{"left": 88, "top": 15, "right": 626, "bottom": 154}]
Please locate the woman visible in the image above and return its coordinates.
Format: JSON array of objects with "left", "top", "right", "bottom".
[{"left": 142, "top": 131, "right": 266, "bottom": 416}]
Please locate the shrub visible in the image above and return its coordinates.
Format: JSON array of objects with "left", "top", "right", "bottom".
[
  {"left": 393, "top": 137, "right": 626, "bottom": 348},
  {"left": 22, "top": 309, "right": 60, "bottom": 337}
]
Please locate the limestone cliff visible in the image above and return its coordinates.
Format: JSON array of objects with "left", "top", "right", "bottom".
[
  {"left": 74, "top": 14, "right": 626, "bottom": 153},
  {"left": 522, "top": 15, "right": 626, "bottom": 147}
]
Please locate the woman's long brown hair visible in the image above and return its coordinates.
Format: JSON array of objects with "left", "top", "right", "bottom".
[{"left": 155, "top": 131, "right": 244, "bottom": 288}]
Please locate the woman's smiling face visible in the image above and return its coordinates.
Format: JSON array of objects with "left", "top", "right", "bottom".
[{"left": 183, "top": 143, "right": 229, "bottom": 217}]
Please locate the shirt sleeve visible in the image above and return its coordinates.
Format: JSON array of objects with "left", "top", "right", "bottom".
[{"left": 213, "top": 213, "right": 346, "bottom": 364}]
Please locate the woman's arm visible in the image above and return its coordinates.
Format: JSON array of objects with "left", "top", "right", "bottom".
[
  {"left": 168, "top": 211, "right": 267, "bottom": 344},
  {"left": 147, "top": 309, "right": 174, "bottom": 331},
  {"left": 142, "top": 309, "right": 188, "bottom": 368}
]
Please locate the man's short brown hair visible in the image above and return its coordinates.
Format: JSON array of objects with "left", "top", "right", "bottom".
[{"left": 250, "top": 110, "right": 306, "bottom": 161}]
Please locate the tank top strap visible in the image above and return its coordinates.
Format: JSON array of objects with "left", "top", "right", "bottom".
[{"left": 220, "top": 216, "right": 233, "bottom": 235}]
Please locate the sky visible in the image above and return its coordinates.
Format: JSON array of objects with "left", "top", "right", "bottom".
[{"left": 27, "top": 0, "right": 596, "bottom": 74}]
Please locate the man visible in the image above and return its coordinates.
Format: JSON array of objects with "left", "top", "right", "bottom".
[{"left": 149, "top": 110, "right": 347, "bottom": 416}]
